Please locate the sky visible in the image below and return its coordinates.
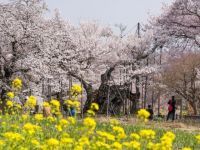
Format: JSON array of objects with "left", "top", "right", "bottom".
[
  {"left": 46, "top": 0, "right": 174, "bottom": 31},
  {"left": 1, "top": 0, "right": 174, "bottom": 32}
]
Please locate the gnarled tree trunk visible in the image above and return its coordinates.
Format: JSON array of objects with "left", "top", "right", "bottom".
[
  {"left": 68, "top": 72, "right": 94, "bottom": 113},
  {"left": 0, "top": 67, "right": 13, "bottom": 114},
  {"left": 92, "top": 65, "right": 140, "bottom": 115}
]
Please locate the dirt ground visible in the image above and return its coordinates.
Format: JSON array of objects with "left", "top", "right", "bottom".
[
  {"left": 96, "top": 116, "right": 200, "bottom": 132},
  {"left": 146, "top": 121, "right": 200, "bottom": 132}
]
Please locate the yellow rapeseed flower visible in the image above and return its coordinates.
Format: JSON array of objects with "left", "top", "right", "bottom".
[
  {"left": 196, "top": 135, "right": 200, "bottom": 144},
  {"left": 95, "top": 141, "right": 110, "bottom": 149},
  {"left": 65, "top": 99, "right": 73, "bottom": 106},
  {"left": 137, "top": 109, "right": 150, "bottom": 122},
  {"left": 73, "top": 101, "right": 80, "bottom": 108},
  {"left": 130, "top": 133, "right": 140, "bottom": 140},
  {"left": 146, "top": 142, "right": 156, "bottom": 150},
  {"left": 60, "top": 137, "right": 74, "bottom": 144},
  {"left": 161, "top": 131, "right": 176, "bottom": 142},
  {"left": 15, "top": 104, "right": 22, "bottom": 109},
  {"left": 61, "top": 133, "right": 70, "bottom": 138},
  {"left": 112, "top": 126, "right": 126, "bottom": 139},
  {"left": 50, "top": 99, "right": 60, "bottom": 107},
  {"left": 12, "top": 78, "right": 22, "bottom": 89},
  {"left": 78, "top": 137, "right": 90, "bottom": 146},
  {"left": 50, "top": 99, "right": 60, "bottom": 115},
  {"left": 65, "top": 100, "right": 80, "bottom": 109},
  {"left": 7, "top": 92, "right": 14, "bottom": 99},
  {"left": 139, "top": 129, "right": 155, "bottom": 140},
  {"left": 55, "top": 125, "right": 62, "bottom": 132},
  {"left": 111, "top": 142, "right": 122, "bottom": 150},
  {"left": 87, "top": 110, "right": 96, "bottom": 116},
  {"left": 34, "top": 114, "right": 43, "bottom": 121},
  {"left": 123, "top": 141, "right": 141, "bottom": 150},
  {"left": 96, "top": 131, "right": 115, "bottom": 141},
  {"left": 22, "top": 114, "right": 29, "bottom": 120},
  {"left": 74, "top": 145, "right": 83, "bottom": 150},
  {"left": 46, "top": 138, "right": 59, "bottom": 147},
  {"left": 0, "top": 140, "right": 4, "bottom": 146},
  {"left": 152, "top": 131, "right": 176, "bottom": 150},
  {"left": 26, "top": 96, "right": 37, "bottom": 109},
  {"left": 47, "top": 116, "right": 56, "bottom": 122},
  {"left": 59, "top": 119, "right": 68, "bottom": 127},
  {"left": 4, "top": 132, "right": 24, "bottom": 142},
  {"left": 43, "top": 101, "right": 50, "bottom": 107},
  {"left": 6, "top": 100, "right": 13, "bottom": 108},
  {"left": 31, "top": 139, "right": 40, "bottom": 146},
  {"left": 23, "top": 123, "right": 40, "bottom": 135},
  {"left": 83, "top": 117, "right": 96, "bottom": 130},
  {"left": 71, "top": 84, "right": 82, "bottom": 95},
  {"left": 131, "top": 141, "right": 141, "bottom": 150},
  {"left": 90, "top": 103, "right": 99, "bottom": 111},
  {"left": 68, "top": 117, "right": 76, "bottom": 125}
]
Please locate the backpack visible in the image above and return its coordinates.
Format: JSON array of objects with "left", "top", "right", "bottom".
[{"left": 168, "top": 104, "right": 173, "bottom": 112}]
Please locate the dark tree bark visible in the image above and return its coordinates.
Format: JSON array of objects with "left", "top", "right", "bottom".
[
  {"left": 68, "top": 72, "right": 94, "bottom": 112},
  {"left": 0, "top": 41, "right": 29, "bottom": 114},
  {"left": 92, "top": 64, "right": 140, "bottom": 114},
  {"left": 0, "top": 67, "right": 13, "bottom": 114},
  {"left": 130, "top": 76, "right": 140, "bottom": 114},
  {"left": 86, "top": 42, "right": 160, "bottom": 114},
  {"left": 0, "top": 42, "right": 17, "bottom": 114},
  {"left": 94, "top": 84, "right": 140, "bottom": 115}
]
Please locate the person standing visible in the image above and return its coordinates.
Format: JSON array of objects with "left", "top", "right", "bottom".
[
  {"left": 69, "top": 107, "right": 76, "bottom": 117},
  {"left": 147, "top": 105, "right": 154, "bottom": 120},
  {"left": 167, "top": 96, "right": 176, "bottom": 121},
  {"left": 171, "top": 96, "right": 176, "bottom": 120}
]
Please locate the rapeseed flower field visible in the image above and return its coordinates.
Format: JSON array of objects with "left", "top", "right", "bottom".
[{"left": 0, "top": 78, "right": 199, "bottom": 150}]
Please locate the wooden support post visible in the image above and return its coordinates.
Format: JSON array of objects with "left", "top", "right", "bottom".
[
  {"left": 158, "top": 93, "right": 160, "bottom": 116},
  {"left": 151, "top": 91, "right": 154, "bottom": 110},
  {"left": 180, "top": 99, "right": 183, "bottom": 119},
  {"left": 129, "top": 83, "right": 132, "bottom": 114},
  {"left": 47, "top": 78, "right": 51, "bottom": 101},
  {"left": 141, "top": 83, "right": 144, "bottom": 108},
  {"left": 157, "top": 46, "right": 162, "bottom": 116},
  {"left": 107, "top": 83, "right": 110, "bottom": 118},
  {"left": 81, "top": 75, "right": 84, "bottom": 119},
  {"left": 59, "top": 78, "right": 63, "bottom": 113},
  {"left": 144, "top": 58, "right": 148, "bottom": 109},
  {"left": 144, "top": 79, "right": 147, "bottom": 109},
  {"left": 69, "top": 75, "right": 72, "bottom": 99},
  {"left": 42, "top": 78, "right": 45, "bottom": 96}
]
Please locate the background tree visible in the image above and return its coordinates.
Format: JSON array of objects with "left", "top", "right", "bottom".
[
  {"left": 153, "top": 0, "right": 200, "bottom": 49},
  {"left": 162, "top": 52, "right": 200, "bottom": 115},
  {"left": 0, "top": 0, "right": 48, "bottom": 110}
]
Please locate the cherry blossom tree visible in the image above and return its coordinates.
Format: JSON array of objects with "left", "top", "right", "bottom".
[
  {"left": 0, "top": 0, "right": 48, "bottom": 109},
  {"left": 94, "top": 28, "right": 162, "bottom": 113},
  {"left": 153, "top": 0, "right": 200, "bottom": 49},
  {"left": 0, "top": 0, "right": 161, "bottom": 114},
  {"left": 58, "top": 21, "right": 120, "bottom": 109}
]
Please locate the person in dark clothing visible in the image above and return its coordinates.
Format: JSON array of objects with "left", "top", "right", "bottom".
[
  {"left": 147, "top": 105, "right": 154, "bottom": 120},
  {"left": 166, "top": 96, "right": 176, "bottom": 121},
  {"left": 167, "top": 99, "right": 173, "bottom": 121},
  {"left": 69, "top": 107, "right": 76, "bottom": 117}
]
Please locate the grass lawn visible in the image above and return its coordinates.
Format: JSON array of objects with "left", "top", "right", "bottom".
[{"left": 96, "top": 117, "right": 200, "bottom": 149}]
